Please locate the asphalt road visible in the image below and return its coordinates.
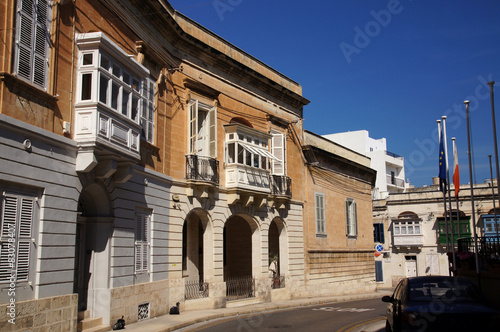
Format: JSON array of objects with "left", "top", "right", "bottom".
[{"left": 176, "top": 297, "right": 387, "bottom": 332}]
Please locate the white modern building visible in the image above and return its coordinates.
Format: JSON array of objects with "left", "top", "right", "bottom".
[{"left": 323, "top": 130, "right": 406, "bottom": 199}]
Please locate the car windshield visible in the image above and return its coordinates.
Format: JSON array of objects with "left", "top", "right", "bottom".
[{"left": 408, "top": 279, "right": 482, "bottom": 302}]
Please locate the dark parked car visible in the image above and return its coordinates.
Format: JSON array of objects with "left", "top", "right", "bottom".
[{"left": 382, "top": 276, "right": 499, "bottom": 332}]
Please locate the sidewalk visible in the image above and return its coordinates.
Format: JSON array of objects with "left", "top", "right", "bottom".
[{"left": 122, "top": 291, "right": 390, "bottom": 332}]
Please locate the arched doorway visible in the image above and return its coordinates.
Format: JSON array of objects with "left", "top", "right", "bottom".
[
  {"left": 223, "top": 214, "right": 260, "bottom": 300},
  {"left": 182, "top": 209, "right": 214, "bottom": 300},
  {"left": 182, "top": 209, "right": 214, "bottom": 281},
  {"left": 268, "top": 218, "right": 288, "bottom": 289},
  {"left": 74, "top": 182, "right": 113, "bottom": 317}
]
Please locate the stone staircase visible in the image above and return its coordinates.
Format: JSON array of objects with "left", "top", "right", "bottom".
[{"left": 77, "top": 311, "right": 110, "bottom": 332}]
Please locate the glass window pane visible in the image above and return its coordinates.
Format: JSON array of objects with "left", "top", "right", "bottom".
[
  {"left": 99, "top": 74, "right": 109, "bottom": 104},
  {"left": 401, "top": 226, "right": 407, "bottom": 235},
  {"left": 415, "top": 225, "right": 421, "bottom": 234},
  {"left": 394, "top": 226, "right": 400, "bottom": 235},
  {"left": 100, "top": 55, "right": 109, "bottom": 70},
  {"left": 408, "top": 226, "right": 414, "bottom": 234},
  {"left": 112, "top": 64, "right": 120, "bottom": 77},
  {"left": 131, "top": 95, "right": 139, "bottom": 121},
  {"left": 123, "top": 71, "right": 130, "bottom": 85},
  {"left": 228, "top": 143, "right": 235, "bottom": 163},
  {"left": 81, "top": 73, "right": 92, "bottom": 100},
  {"left": 111, "top": 81, "right": 119, "bottom": 110},
  {"left": 246, "top": 150, "right": 252, "bottom": 166},
  {"left": 122, "top": 90, "right": 130, "bottom": 116},
  {"left": 132, "top": 78, "right": 139, "bottom": 91},
  {"left": 83, "top": 53, "right": 93, "bottom": 65},
  {"left": 237, "top": 144, "right": 244, "bottom": 164}
]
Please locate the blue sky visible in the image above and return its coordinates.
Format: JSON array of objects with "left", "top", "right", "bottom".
[{"left": 168, "top": 0, "right": 500, "bottom": 188}]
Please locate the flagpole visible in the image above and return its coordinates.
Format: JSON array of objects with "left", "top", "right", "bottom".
[
  {"left": 442, "top": 116, "right": 456, "bottom": 275},
  {"left": 489, "top": 155, "right": 499, "bottom": 237},
  {"left": 487, "top": 81, "right": 500, "bottom": 232},
  {"left": 452, "top": 137, "right": 461, "bottom": 239},
  {"left": 465, "top": 100, "right": 480, "bottom": 277},
  {"left": 438, "top": 119, "right": 451, "bottom": 275}
]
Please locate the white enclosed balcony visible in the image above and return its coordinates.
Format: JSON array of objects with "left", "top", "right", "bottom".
[
  {"left": 393, "top": 221, "right": 423, "bottom": 249},
  {"left": 74, "top": 32, "right": 154, "bottom": 175}
]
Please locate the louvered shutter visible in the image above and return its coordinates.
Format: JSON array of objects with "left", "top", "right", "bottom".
[
  {"left": 353, "top": 201, "right": 358, "bottom": 237},
  {"left": 272, "top": 133, "right": 285, "bottom": 175},
  {"left": 142, "top": 214, "right": 149, "bottom": 272},
  {"left": 16, "top": 198, "right": 34, "bottom": 281},
  {"left": 345, "top": 200, "right": 350, "bottom": 236},
  {"left": 135, "top": 213, "right": 150, "bottom": 273},
  {"left": 16, "top": 0, "right": 50, "bottom": 89},
  {"left": 33, "top": 0, "right": 49, "bottom": 87},
  {"left": 0, "top": 194, "right": 34, "bottom": 283},
  {"left": 135, "top": 214, "right": 143, "bottom": 272},
  {"left": 0, "top": 195, "right": 18, "bottom": 283},
  {"left": 315, "top": 194, "right": 325, "bottom": 234},
  {"left": 189, "top": 100, "right": 198, "bottom": 154},
  {"left": 208, "top": 106, "right": 217, "bottom": 158}
]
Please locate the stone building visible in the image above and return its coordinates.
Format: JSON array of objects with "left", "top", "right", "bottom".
[
  {"left": 302, "top": 131, "right": 377, "bottom": 296},
  {"left": 374, "top": 178, "right": 498, "bottom": 288},
  {"left": 0, "top": 1, "right": 379, "bottom": 331}
]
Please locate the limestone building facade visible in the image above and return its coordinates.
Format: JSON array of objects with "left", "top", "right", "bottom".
[
  {"left": 374, "top": 179, "right": 498, "bottom": 288},
  {"left": 0, "top": 1, "right": 377, "bottom": 331}
]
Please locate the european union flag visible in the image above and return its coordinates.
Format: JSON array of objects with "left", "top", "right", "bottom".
[{"left": 438, "top": 127, "right": 447, "bottom": 193}]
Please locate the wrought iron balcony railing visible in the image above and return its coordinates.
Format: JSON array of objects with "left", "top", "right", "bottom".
[
  {"left": 271, "top": 175, "right": 292, "bottom": 197},
  {"left": 185, "top": 155, "right": 219, "bottom": 184}
]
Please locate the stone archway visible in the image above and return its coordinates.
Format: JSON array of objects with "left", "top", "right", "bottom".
[
  {"left": 268, "top": 218, "right": 288, "bottom": 288},
  {"left": 74, "top": 182, "right": 113, "bottom": 319},
  {"left": 223, "top": 214, "right": 261, "bottom": 300},
  {"left": 182, "top": 209, "right": 214, "bottom": 283}
]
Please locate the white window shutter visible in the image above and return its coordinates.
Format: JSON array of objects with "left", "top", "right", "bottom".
[
  {"left": 16, "top": 197, "right": 34, "bottom": 282},
  {"left": 16, "top": 0, "right": 50, "bottom": 89},
  {"left": 272, "top": 133, "right": 285, "bottom": 175},
  {"left": 208, "top": 106, "right": 217, "bottom": 158},
  {"left": 135, "top": 214, "right": 143, "bottom": 272},
  {"left": 135, "top": 213, "right": 150, "bottom": 273},
  {"left": 1, "top": 195, "right": 17, "bottom": 237},
  {"left": 140, "top": 79, "right": 155, "bottom": 143},
  {"left": 189, "top": 100, "right": 198, "bottom": 154},
  {"left": 0, "top": 194, "right": 34, "bottom": 283},
  {"left": 16, "top": 1, "right": 34, "bottom": 82},
  {"left": 142, "top": 214, "right": 149, "bottom": 272}
]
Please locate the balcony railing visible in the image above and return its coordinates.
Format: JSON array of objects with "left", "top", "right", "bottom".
[
  {"left": 186, "top": 155, "right": 219, "bottom": 184},
  {"left": 271, "top": 175, "right": 292, "bottom": 197},
  {"left": 386, "top": 175, "right": 405, "bottom": 188},
  {"left": 386, "top": 151, "right": 403, "bottom": 159}
]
